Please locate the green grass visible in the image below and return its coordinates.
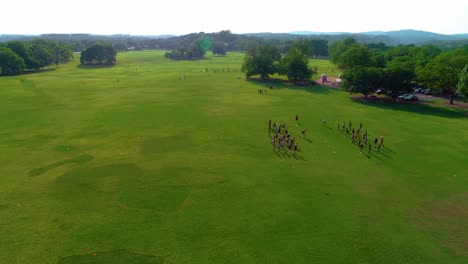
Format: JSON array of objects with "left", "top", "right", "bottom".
[
  {"left": 310, "top": 58, "right": 342, "bottom": 77},
  {"left": 0, "top": 51, "right": 467, "bottom": 263}
]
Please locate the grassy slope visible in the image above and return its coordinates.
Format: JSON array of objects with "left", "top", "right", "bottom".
[{"left": 0, "top": 51, "right": 467, "bottom": 263}]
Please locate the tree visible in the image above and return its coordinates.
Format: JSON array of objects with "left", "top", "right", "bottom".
[
  {"left": 338, "top": 44, "right": 374, "bottom": 69},
  {"left": 241, "top": 45, "right": 281, "bottom": 80},
  {"left": 311, "top": 39, "right": 328, "bottom": 58},
  {"left": 31, "top": 45, "right": 54, "bottom": 69},
  {"left": 290, "top": 39, "right": 313, "bottom": 57},
  {"left": 417, "top": 48, "right": 468, "bottom": 104},
  {"left": 80, "top": 44, "right": 116, "bottom": 65},
  {"left": 7, "top": 41, "right": 39, "bottom": 69},
  {"left": 279, "top": 48, "right": 316, "bottom": 82},
  {"left": 165, "top": 36, "right": 208, "bottom": 60},
  {"left": 342, "top": 66, "right": 383, "bottom": 98},
  {"left": 329, "top": 38, "right": 356, "bottom": 64},
  {"left": 383, "top": 61, "right": 415, "bottom": 100},
  {"left": 0, "top": 47, "right": 25, "bottom": 75},
  {"left": 457, "top": 64, "right": 468, "bottom": 97},
  {"left": 212, "top": 42, "right": 227, "bottom": 56},
  {"left": 52, "top": 45, "right": 74, "bottom": 68},
  {"left": 113, "top": 42, "right": 128, "bottom": 51}
]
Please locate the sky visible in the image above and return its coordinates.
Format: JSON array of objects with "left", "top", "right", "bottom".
[{"left": 1, "top": 0, "right": 467, "bottom": 35}]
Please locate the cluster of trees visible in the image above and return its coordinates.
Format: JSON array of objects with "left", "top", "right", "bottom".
[
  {"left": 333, "top": 38, "right": 468, "bottom": 104},
  {"left": 241, "top": 39, "right": 318, "bottom": 83},
  {"left": 0, "top": 40, "right": 73, "bottom": 76},
  {"left": 164, "top": 36, "right": 210, "bottom": 60},
  {"left": 80, "top": 44, "right": 117, "bottom": 65},
  {"left": 164, "top": 34, "right": 229, "bottom": 60}
]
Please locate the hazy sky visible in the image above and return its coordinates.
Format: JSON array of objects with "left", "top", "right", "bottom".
[{"left": 1, "top": 0, "right": 467, "bottom": 35}]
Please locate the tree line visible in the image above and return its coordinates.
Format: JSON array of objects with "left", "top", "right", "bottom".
[
  {"left": 0, "top": 40, "right": 74, "bottom": 76},
  {"left": 164, "top": 31, "right": 328, "bottom": 62},
  {"left": 2, "top": 31, "right": 330, "bottom": 57},
  {"left": 332, "top": 38, "right": 468, "bottom": 104}
]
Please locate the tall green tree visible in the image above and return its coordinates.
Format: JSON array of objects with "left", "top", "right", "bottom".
[
  {"left": 383, "top": 61, "right": 415, "bottom": 100},
  {"left": 7, "top": 41, "right": 39, "bottom": 69},
  {"left": 31, "top": 45, "right": 54, "bottom": 69},
  {"left": 338, "top": 44, "right": 374, "bottom": 69},
  {"left": 310, "top": 39, "right": 328, "bottom": 58},
  {"left": 0, "top": 47, "right": 25, "bottom": 75},
  {"left": 329, "top": 38, "right": 356, "bottom": 65},
  {"left": 52, "top": 45, "right": 74, "bottom": 68},
  {"left": 290, "top": 39, "right": 313, "bottom": 57},
  {"left": 211, "top": 42, "right": 227, "bottom": 56},
  {"left": 456, "top": 64, "right": 468, "bottom": 97},
  {"left": 279, "top": 48, "right": 316, "bottom": 82},
  {"left": 80, "top": 44, "right": 116, "bottom": 65},
  {"left": 416, "top": 48, "right": 468, "bottom": 104},
  {"left": 342, "top": 66, "right": 383, "bottom": 98},
  {"left": 241, "top": 45, "right": 281, "bottom": 80}
]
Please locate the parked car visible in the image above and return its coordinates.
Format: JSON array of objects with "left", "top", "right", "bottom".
[
  {"left": 414, "top": 88, "right": 422, "bottom": 93},
  {"left": 398, "top": 94, "right": 410, "bottom": 99},
  {"left": 403, "top": 95, "right": 419, "bottom": 101},
  {"left": 375, "top": 89, "right": 384, "bottom": 95},
  {"left": 423, "top": 89, "right": 433, "bottom": 95}
]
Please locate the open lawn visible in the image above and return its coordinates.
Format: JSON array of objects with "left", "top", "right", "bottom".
[{"left": 0, "top": 51, "right": 467, "bottom": 263}]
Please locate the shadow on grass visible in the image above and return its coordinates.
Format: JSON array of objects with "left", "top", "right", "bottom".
[
  {"left": 352, "top": 98, "right": 467, "bottom": 119},
  {"left": 273, "top": 148, "right": 305, "bottom": 160},
  {"left": 248, "top": 78, "right": 335, "bottom": 95}
]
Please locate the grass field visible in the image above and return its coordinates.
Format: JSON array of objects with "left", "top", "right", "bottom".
[{"left": 0, "top": 51, "right": 467, "bottom": 263}]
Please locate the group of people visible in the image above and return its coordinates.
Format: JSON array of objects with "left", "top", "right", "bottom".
[
  {"left": 268, "top": 119, "right": 302, "bottom": 154},
  {"left": 336, "top": 121, "right": 385, "bottom": 154},
  {"left": 266, "top": 115, "right": 385, "bottom": 157},
  {"left": 257, "top": 86, "right": 274, "bottom": 94}
]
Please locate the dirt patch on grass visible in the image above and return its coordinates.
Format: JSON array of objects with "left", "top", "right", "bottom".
[
  {"left": 412, "top": 193, "right": 468, "bottom": 256},
  {"left": 314, "top": 77, "right": 341, "bottom": 88}
]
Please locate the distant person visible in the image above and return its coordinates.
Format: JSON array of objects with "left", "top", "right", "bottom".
[
  {"left": 322, "top": 117, "right": 327, "bottom": 126},
  {"left": 321, "top": 74, "right": 327, "bottom": 84}
]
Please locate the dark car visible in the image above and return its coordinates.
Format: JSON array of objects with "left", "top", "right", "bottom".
[
  {"left": 398, "top": 94, "right": 410, "bottom": 99},
  {"left": 403, "top": 95, "right": 419, "bottom": 101},
  {"left": 423, "top": 89, "right": 433, "bottom": 95}
]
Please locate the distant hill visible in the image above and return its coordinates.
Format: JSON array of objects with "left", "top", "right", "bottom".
[
  {"left": 360, "top": 30, "right": 468, "bottom": 45},
  {"left": 290, "top": 31, "right": 351, "bottom": 36},
  {"left": 290, "top": 29, "right": 468, "bottom": 45}
]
